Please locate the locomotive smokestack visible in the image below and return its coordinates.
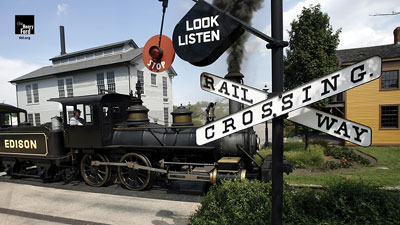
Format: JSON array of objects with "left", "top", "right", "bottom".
[
  {"left": 225, "top": 71, "right": 244, "bottom": 114},
  {"left": 59, "top": 26, "right": 66, "bottom": 55}
]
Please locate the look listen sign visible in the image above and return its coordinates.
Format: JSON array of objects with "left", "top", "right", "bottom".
[{"left": 172, "top": 0, "right": 244, "bottom": 66}]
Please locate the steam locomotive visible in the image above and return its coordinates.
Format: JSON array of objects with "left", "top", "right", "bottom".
[{"left": 0, "top": 82, "right": 291, "bottom": 191}]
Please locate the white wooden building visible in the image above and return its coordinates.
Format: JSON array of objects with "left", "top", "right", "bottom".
[{"left": 10, "top": 40, "right": 176, "bottom": 125}]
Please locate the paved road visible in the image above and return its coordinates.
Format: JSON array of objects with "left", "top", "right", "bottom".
[{"left": 0, "top": 176, "right": 201, "bottom": 225}]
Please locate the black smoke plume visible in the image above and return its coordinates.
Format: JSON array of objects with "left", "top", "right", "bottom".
[{"left": 213, "top": 0, "right": 263, "bottom": 72}]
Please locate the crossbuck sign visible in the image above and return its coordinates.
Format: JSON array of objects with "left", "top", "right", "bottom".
[
  {"left": 196, "top": 56, "right": 382, "bottom": 146},
  {"left": 200, "top": 73, "right": 373, "bottom": 146}
]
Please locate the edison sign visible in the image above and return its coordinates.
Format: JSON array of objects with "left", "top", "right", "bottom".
[{"left": 0, "top": 133, "right": 48, "bottom": 156}]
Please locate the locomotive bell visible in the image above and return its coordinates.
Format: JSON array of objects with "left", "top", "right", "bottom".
[{"left": 171, "top": 105, "right": 193, "bottom": 126}]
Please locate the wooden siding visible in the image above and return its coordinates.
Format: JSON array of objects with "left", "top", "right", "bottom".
[{"left": 345, "top": 60, "right": 400, "bottom": 145}]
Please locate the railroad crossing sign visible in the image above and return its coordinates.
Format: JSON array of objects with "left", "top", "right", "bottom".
[
  {"left": 200, "top": 72, "right": 373, "bottom": 146},
  {"left": 196, "top": 56, "right": 382, "bottom": 146}
]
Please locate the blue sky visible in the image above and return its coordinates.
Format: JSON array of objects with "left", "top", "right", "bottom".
[{"left": 0, "top": 0, "right": 399, "bottom": 105}]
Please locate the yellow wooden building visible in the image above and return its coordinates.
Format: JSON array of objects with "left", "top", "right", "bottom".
[{"left": 333, "top": 27, "right": 400, "bottom": 146}]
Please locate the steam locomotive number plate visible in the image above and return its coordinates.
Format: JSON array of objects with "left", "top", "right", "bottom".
[{"left": 0, "top": 133, "right": 48, "bottom": 156}]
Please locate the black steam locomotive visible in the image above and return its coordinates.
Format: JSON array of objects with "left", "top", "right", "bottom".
[{"left": 0, "top": 83, "right": 290, "bottom": 191}]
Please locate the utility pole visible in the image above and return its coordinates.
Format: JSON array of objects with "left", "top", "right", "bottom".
[{"left": 270, "top": 0, "right": 284, "bottom": 224}]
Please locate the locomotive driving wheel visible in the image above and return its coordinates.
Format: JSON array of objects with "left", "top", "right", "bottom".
[
  {"left": 80, "top": 153, "right": 111, "bottom": 187},
  {"left": 118, "top": 152, "right": 154, "bottom": 191}
]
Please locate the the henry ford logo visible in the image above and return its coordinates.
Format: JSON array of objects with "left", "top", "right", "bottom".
[
  {"left": 0, "top": 133, "right": 47, "bottom": 156},
  {"left": 15, "top": 15, "right": 35, "bottom": 35},
  {"left": 173, "top": 0, "right": 243, "bottom": 66}
]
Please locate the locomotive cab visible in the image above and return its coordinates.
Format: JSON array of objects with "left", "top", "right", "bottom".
[
  {"left": 49, "top": 93, "right": 134, "bottom": 149},
  {"left": 0, "top": 103, "right": 28, "bottom": 128}
]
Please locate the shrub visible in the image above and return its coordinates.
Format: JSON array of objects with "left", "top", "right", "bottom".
[
  {"left": 190, "top": 179, "right": 272, "bottom": 225},
  {"left": 325, "top": 146, "right": 370, "bottom": 166},
  {"left": 190, "top": 180, "right": 400, "bottom": 225},
  {"left": 285, "top": 145, "right": 325, "bottom": 169},
  {"left": 310, "top": 138, "right": 329, "bottom": 147},
  {"left": 284, "top": 142, "right": 305, "bottom": 152},
  {"left": 325, "top": 160, "right": 352, "bottom": 170},
  {"left": 320, "top": 180, "right": 400, "bottom": 225}
]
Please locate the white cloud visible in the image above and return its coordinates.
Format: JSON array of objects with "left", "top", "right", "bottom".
[
  {"left": 245, "top": 24, "right": 271, "bottom": 56},
  {"left": 57, "top": 3, "right": 69, "bottom": 16},
  {"left": 0, "top": 56, "right": 42, "bottom": 105},
  {"left": 282, "top": 0, "right": 400, "bottom": 49}
]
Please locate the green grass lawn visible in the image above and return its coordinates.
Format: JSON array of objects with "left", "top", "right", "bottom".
[{"left": 284, "top": 146, "right": 400, "bottom": 187}]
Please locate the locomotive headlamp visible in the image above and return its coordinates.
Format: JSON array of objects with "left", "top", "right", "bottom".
[{"left": 149, "top": 46, "right": 164, "bottom": 62}]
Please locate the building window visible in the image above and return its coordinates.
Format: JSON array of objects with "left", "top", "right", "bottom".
[
  {"left": 58, "top": 79, "right": 65, "bottom": 98},
  {"left": 58, "top": 78, "right": 73, "bottom": 98},
  {"left": 164, "top": 107, "right": 169, "bottom": 125},
  {"left": 151, "top": 73, "right": 157, "bottom": 85},
  {"left": 381, "top": 105, "right": 399, "bottom": 128},
  {"left": 32, "top": 84, "right": 39, "bottom": 103},
  {"left": 27, "top": 114, "right": 34, "bottom": 124},
  {"left": 137, "top": 70, "right": 144, "bottom": 94},
  {"left": 61, "top": 58, "right": 68, "bottom": 64},
  {"left": 66, "top": 78, "right": 73, "bottom": 97},
  {"left": 97, "top": 72, "right": 116, "bottom": 94},
  {"left": 34, "top": 113, "right": 41, "bottom": 126},
  {"left": 163, "top": 77, "right": 167, "bottom": 97},
  {"left": 26, "top": 85, "right": 32, "bottom": 103},
  {"left": 25, "top": 83, "right": 39, "bottom": 104},
  {"left": 107, "top": 71, "right": 116, "bottom": 93},
  {"left": 381, "top": 70, "right": 399, "bottom": 90},
  {"left": 97, "top": 73, "right": 105, "bottom": 94}
]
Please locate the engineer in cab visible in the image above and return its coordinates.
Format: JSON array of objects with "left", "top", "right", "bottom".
[{"left": 70, "top": 109, "right": 85, "bottom": 126}]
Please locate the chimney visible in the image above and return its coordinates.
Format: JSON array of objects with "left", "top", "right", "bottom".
[
  {"left": 60, "top": 26, "right": 66, "bottom": 55},
  {"left": 225, "top": 71, "right": 244, "bottom": 114},
  {"left": 394, "top": 27, "right": 400, "bottom": 45}
]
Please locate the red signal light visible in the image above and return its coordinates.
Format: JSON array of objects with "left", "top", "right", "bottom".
[{"left": 149, "top": 46, "right": 164, "bottom": 61}]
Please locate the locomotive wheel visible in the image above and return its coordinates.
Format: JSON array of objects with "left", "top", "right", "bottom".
[
  {"left": 118, "top": 153, "right": 154, "bottom": 191},
  {"left": 80, "top": 154, "right": 111, "bottom": 187}
]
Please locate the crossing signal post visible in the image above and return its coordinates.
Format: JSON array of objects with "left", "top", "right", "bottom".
[{"left": 270, "top": 1, "right": 285, "bottom": 223}]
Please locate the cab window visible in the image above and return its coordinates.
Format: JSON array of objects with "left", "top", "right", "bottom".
[{"left": 85, "top": 105, "right": 93, "bottom": 123}]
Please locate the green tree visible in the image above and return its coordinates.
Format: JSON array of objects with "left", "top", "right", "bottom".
[{"left": 284, "top": 4, "right": 341, "bottom": 149}]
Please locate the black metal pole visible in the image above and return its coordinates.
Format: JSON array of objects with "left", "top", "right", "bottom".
[
  {"left": 265, "top": 121, "right": 269, "bottom": 147},
  {"left": 271, "top": 0, "right": 284, "bottom": 224}
]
